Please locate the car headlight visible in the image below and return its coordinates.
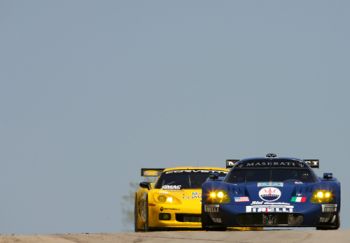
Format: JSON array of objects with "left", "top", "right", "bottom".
[
  {"left": 207, "top": 190, "right": 230, "bottom": 203},
  {"left": 158, "top": 195, "right": 167, "bottom": 203},
  {"left": 165, "top": 196, "right": 173, "bottom": 203},
  {"left": 155, "top": 194, "right": 179, "bottom": 204},
  {"left": 311, "top": 190, "right": 333, "bottom": 203}
]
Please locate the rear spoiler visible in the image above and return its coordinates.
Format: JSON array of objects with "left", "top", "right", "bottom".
[
  {"left": 304, "top": 159, "right": 319, "bottom": 168},
  {"left": 226, "top": 159, "right": 240, "bottom": 168},
  {"left": 141, "top": 168, "right": 164, "bottom": 177}
]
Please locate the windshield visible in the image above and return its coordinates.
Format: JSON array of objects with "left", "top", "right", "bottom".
[
  {"left": 155, "top": 170, "right": 227, "bottom": 189},
  {"left": 225, "top": 168, "right": 316, "bottom": 183}
]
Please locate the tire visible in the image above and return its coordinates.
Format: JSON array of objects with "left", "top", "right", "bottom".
[
  {"left": 134, "top": 193, "right": 140, "bottom": 232},
  {"left": 201, "top": 210, "right": 212, "bottom": 231},
  {"left": 143, "top": 194, "right": 149, "bottom": 232},
  {"left": 316, "top": 214, "right": 340, "bottom": 230},
  {"left": 207, "top": 226, "right": 227, "bottom": 231}
]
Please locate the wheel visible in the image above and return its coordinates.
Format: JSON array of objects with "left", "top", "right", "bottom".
[
  {"left": 134, "top": 193, "right": 140, "bottom": 232},
  {"left": 143, "top": 194, "right": 149, "bottom": 232},
  {"left": 201, "top": 210, "right": 212, "bottom": 231},
  {"left": 316, "top": 214, "right": 340, "bottom": 230},
  {"left": 208, "top": 226, "right": 227, "bottom": 231}
]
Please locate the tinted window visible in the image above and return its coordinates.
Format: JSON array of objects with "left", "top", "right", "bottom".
[
  {"left": 226, "top": 168, "right": 316, "bottom": 183},
  {"left": 155, "top": 171, "right": 227, "bottom": 189}
]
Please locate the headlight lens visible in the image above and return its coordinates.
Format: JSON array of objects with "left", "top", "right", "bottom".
[
  {"left": 311, "top": 190, "right": 333, "bottom": 203},
  {"left": 207, "top": 190, "right": 230, "bottom": 203},
  {"left": 158, "top": 195, "right": 167, "bottom": 203},
  {"left": 155, "top": 194, "right": 178, "bottom": 204},
  {"left": 166, "top": 196, "right": 173, "bottom": 203}
]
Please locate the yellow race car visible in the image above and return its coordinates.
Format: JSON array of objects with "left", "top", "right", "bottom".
[{"left": 134, "top": 167, "right": 228, "bottom": 231}]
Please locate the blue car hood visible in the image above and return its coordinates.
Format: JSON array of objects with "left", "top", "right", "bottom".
[{"left": 230, "top": 182, "right": 316, "bottom": 202}]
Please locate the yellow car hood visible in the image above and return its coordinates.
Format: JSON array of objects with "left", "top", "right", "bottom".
[{"left": 150, "top": 189, "right": 202, "bottom": 208}]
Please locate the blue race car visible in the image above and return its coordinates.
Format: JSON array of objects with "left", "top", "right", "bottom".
[{"left": 202, "top": 154, "right": 341, "bottom": 230}]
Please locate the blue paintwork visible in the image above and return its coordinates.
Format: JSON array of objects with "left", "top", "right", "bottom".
[{"left": 202, "top": 157, "right": 341, "bottom": 227}]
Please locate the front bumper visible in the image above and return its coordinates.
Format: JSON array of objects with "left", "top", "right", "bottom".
[
  {"left": 148, "top": 204, "right": 201, "bottom": 229},
  {"left": 204, "top": 203, "right": 338, "bottom": 227}
]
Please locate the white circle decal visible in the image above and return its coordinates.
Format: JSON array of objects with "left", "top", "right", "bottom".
[{"left": 259, "top": 187, "right": 281, "bottom": 202}]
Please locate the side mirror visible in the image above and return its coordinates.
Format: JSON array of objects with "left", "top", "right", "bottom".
[
  {"left": 209, "top": 173, "right": 219, "bottom": 180},
  {"left": 323, "top": 173, "right": 333, "bottom": 180},
  {"left": 139, "top": 182, "right": 151, "bottom": 190}
]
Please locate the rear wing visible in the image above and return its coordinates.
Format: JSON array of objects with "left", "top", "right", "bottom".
[
  {"left": 304, "top": 159, "right": 319, "bottom": 168},
  {"left": 226, "top": 159, "right": 240, "bottom": 168},
  {"left": 141, "top": 168, "right": 164, "bottom": 177}
]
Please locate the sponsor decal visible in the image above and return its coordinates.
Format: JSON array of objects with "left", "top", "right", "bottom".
[
  {"left": 204, "top": 204, "right": 220, "bottom": 213},
  {"left": 291, "top": 196, "right": 307, "bottom": 203},
  {"left": 322, "top": 204, "right": 337, "bottom": 213},
  {"left": 246, "top": 205, "right": 294, "bottom": 213},
  {"left": 192, "top": 192, "right": 201, "bottom": 199},
  {"left": 165, "top": 170, "right": 227, "bottom": 174},
  {"left": 234, "top": 196, "right": 250, "bottom": 202},
  {"left": 226, "top": 160, "right": 239, "bottom": 168},
  {"left": 160, "top": 207, "right": 180, "bottom": 211},
  {"left": 161, "top": 185, "right": 181, "bottom": 190},
  {"left": 319, "top": 215, "right": 336, "bottom": 223},
  {"left": 211, "top": 217, "right": 222, "bottom": 223},
  {"left": 240, "top": 161, "right": 304, "bottom": 168},
  {"left": 257, "top": 182, "right": 284, "bottom": 187},
  {"left": 319, "top": 217, "right": 329, "bottom": 223},
  {"left": 142, "top": 170, "right": 161, "bottom": 177},
  {"left": 251, "top": 201, "right": 290, "bottom": 205},
  {"left": 259, "top": 187, "right": 281, "bottom": 202}
]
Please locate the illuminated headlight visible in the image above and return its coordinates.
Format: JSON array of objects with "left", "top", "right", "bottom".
[
  {"left": 311, "top": 190, "right": 333, "bottom": 203},
  {"left": 207, "top": 190, "right": 230, "bottom": 203},
  {"left": 166, "top": 196, "right": 173, "bottom": 203}
]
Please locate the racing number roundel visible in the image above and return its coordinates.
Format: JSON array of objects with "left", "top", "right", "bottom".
[{"left": 259, "top": 187, "right": 281, "bottom": 202}]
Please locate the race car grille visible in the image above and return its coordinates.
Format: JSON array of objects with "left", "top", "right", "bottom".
[
  {"left": 236, "top": 213, "right": 304, "bottom": 226},
  {"left": 175, "top": 214, "right": 201, "bottom": 222}
]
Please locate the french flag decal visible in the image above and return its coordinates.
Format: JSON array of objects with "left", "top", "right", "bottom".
[{"left": 291, "top": 196, "right": 307, "bottom": 203}]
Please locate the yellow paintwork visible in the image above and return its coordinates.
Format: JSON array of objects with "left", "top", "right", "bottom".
[
  {"left": 134, "top": 166, "right": 228, "bottom": 231},
  {"left": 143, "top": 170, "right": 162, "bottom": 177}
]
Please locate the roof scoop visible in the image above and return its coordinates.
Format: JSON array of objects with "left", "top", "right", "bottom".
[{"left": 266, "top": 153, "right": 277, "bottom": 158}]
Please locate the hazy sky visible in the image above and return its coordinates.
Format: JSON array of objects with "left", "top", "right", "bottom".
[{"left": 0, "top": 0, "right": 349, "bottom": 233}]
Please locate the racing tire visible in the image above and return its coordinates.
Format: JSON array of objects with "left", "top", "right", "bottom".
[
  {"left": 316, "top": 214, "right": 340, "bottom": 230},
  {"left": 201, "top": 211, "right": 211, "bottom": 230},
  {"left": 206, "top": 226, "right": 227, "bottom": 231},
  {"left": 134, "top": 193, "right": 140, "bottom": 232},
  {"left": 143, "top": 194, "right": 150, "bottom": 232}
]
